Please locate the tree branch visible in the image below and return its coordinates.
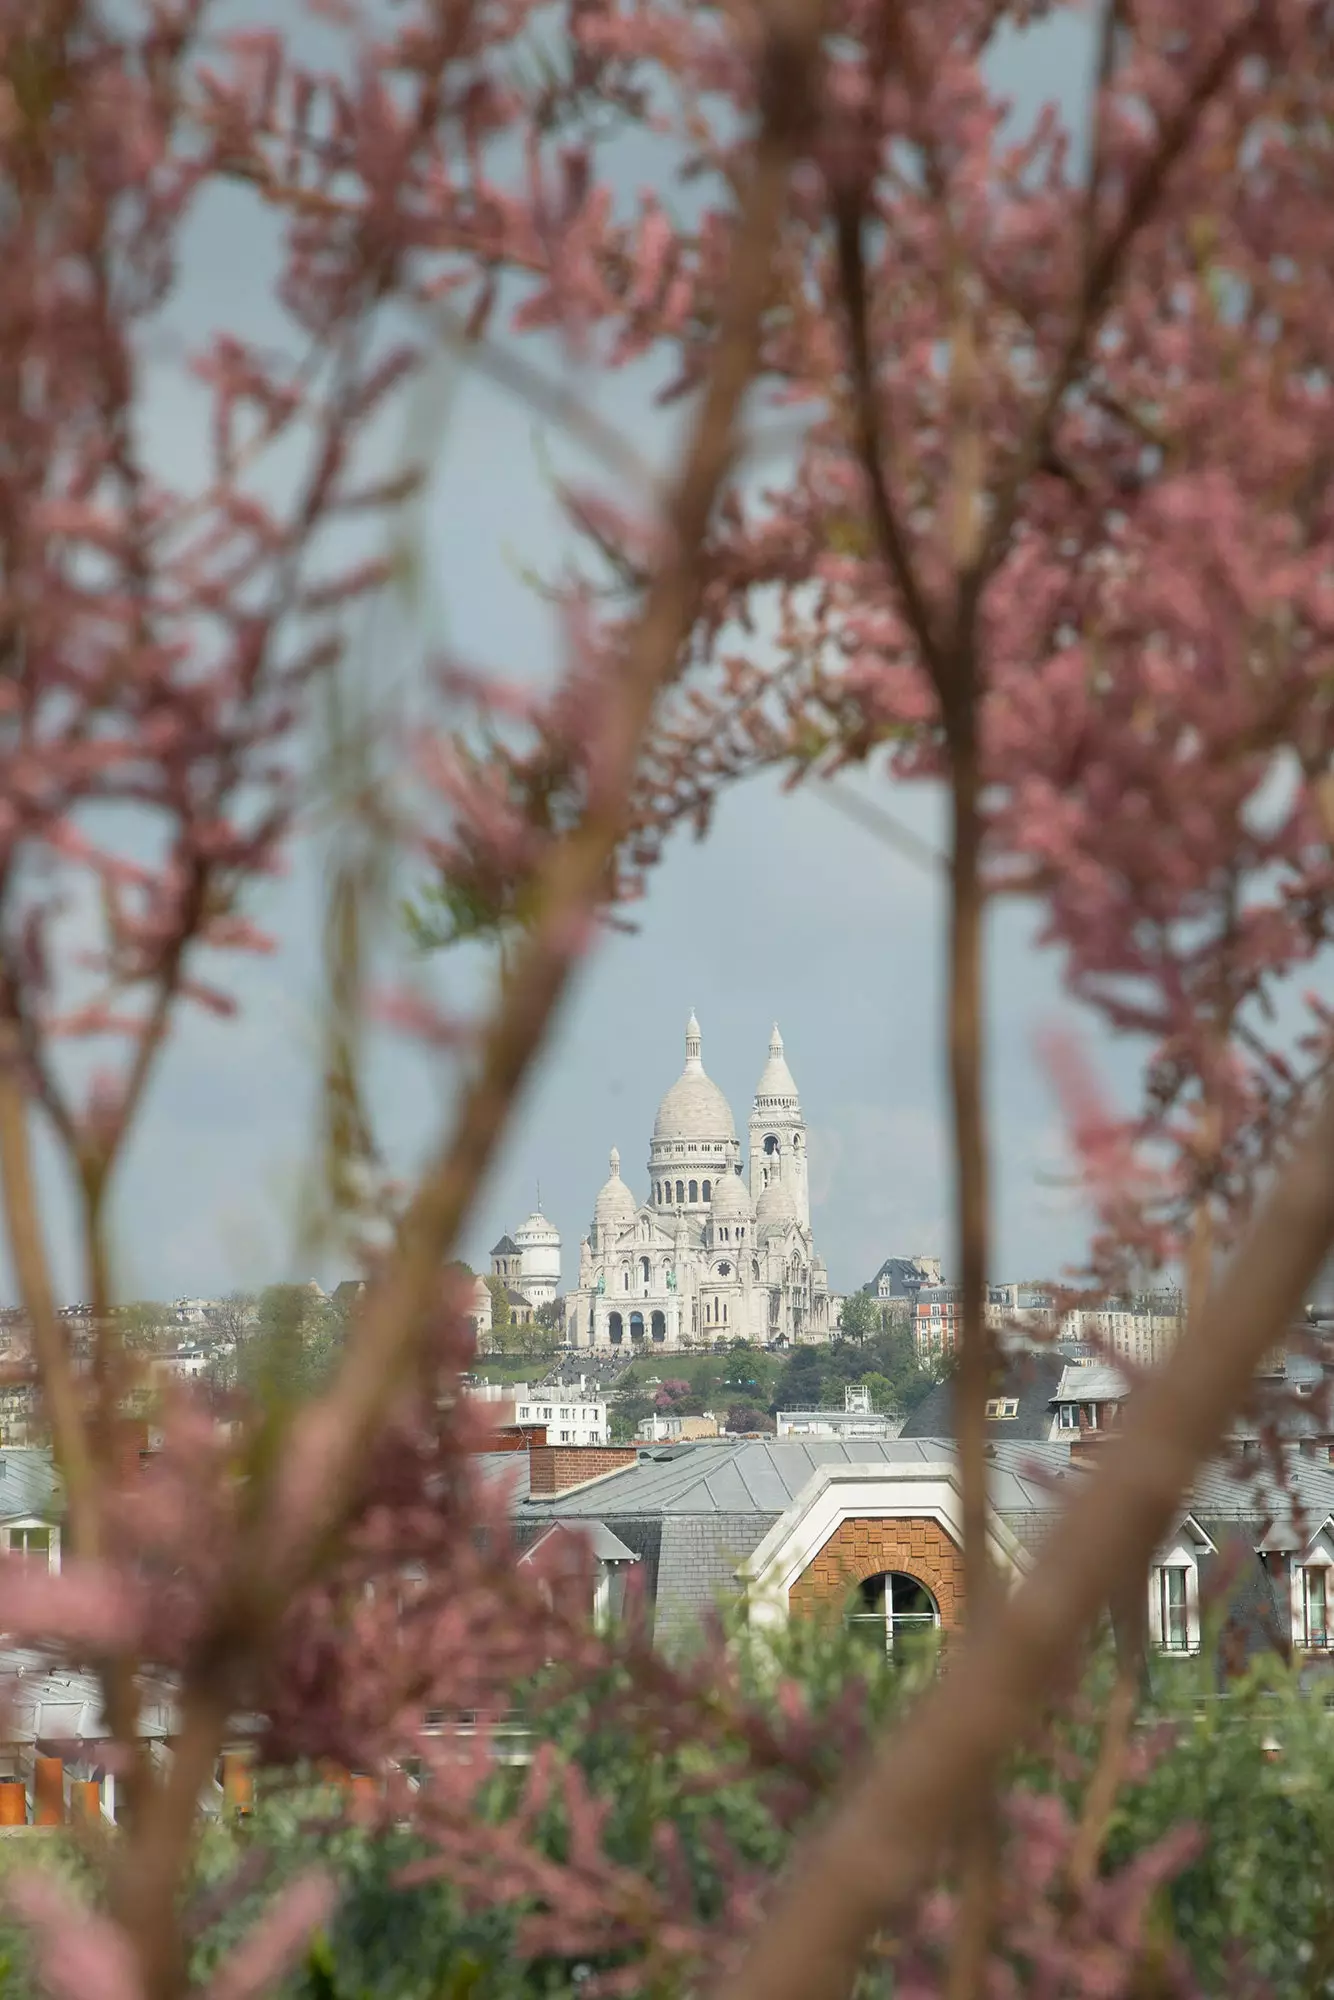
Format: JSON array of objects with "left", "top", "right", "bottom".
[
  {"left": 715, "top": 1078, "right": 1334, "bottom": 2000},
  {"left": 189, "top": 0, "right": 825, "bottom": 1646},
  {"left": 834, "top": 191, "right": 947, "bottom": 687},
  {"left": 0, "top": 1021, "right": 99, "bottom": 1555},
  {"left": 960, "top": 5, "right": 1259, "bottom": 624}
]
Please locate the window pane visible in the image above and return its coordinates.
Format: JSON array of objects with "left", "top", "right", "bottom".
[
  {"left": 1159, "top": 1567, "right": 1189, "bottom": 1650},
  {"left": 1306, "top": 1568, "right": 1328, "bottom": 1648}
]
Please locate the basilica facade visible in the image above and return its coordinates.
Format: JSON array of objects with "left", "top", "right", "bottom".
[{"left": 564, "top": 1014, "right": 833, "bottom": 1352}]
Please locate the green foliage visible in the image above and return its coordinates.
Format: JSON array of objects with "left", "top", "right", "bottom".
[
  {"left": 609, "top": 1346, "right": 783, "bottom": 1443},
  {"left": 10, "top": 1639, "right": 1334, "bottom": 1998},
  {"left": 227, "top": 1286, "right": 343, "bottom": 1413},
  {"left": 115, "top": 1301, "right": 177, "bottom": 1351},
  {"left": 484, "top": 1275, "right": 512, "bottom": 1334},
  {"left": 771, "top": 1326, "right": 943, "bottom": 1418},
  {"left": 1104, "top": 1662, "right": 1334, "bottom": 1994},
  {"left": 187, "top": 1629, "right": 909, "bottom": 2000},
  {"left": 837, "top": 1290, "right": 881, "bottom": 1342}
]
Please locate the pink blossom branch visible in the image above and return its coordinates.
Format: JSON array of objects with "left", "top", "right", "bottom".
[
  {"left": 715, "top": 1079, "right": 1334, "bottom": 2000},
  {"left": 962, "top": 4, "right": 1261, "bottom": 616},
  {"left": 63, "top": 4, "right": 830, "bottom": 1988},
  {"left": 255, "top": 0, "right": 829, "bottom": 1611}
]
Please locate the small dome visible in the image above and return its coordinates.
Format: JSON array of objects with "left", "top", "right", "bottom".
[
  {"left": 755, "top": 1022, "right": 799, "bottom": 1103},
  {"left": 711, "top": 1172, "right": 754, "bottom": 1221},
  {"left": 755, "top": 1173, "right": 798, "bottom": 1238},
  {"left": 653, "top": 1013, "right": 737, "bottom": 1145},
  {"left": 594, "top": 1146, "right": 636, "bottom": 1236}
]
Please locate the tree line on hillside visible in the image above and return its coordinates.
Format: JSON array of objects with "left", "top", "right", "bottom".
[{"left": 607, "top": 1327, "right": 947, "bottom": 1441}]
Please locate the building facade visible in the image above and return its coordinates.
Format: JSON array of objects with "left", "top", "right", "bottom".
[
  {"left": 487, "top": 1204, "right": 564, "bottom": 1327},
  {"left": 565, "top": 1015, "right": 833, "bottom": 1352}
]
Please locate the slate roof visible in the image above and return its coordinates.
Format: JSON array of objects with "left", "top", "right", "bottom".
[
  {"left": 490, "top": 1236, "right": 519, "bottom": 1257},
  {"left": 482, "top": 1436, "right": 1334, "bottom": 1665},
  {"left": 901, "top": 1351, "right": 1068, "bottom": 1443},
  {"left": 654, "top": 1513, "right": 777, "bottom": 1652},
  {"left": 869, "top": 1258, "right": 931, "bottom": 1298},
  {"left": 511, "top": 1437, "right": 1072, "bottom": 1524},
  {"left": 1054, "top": 1364, "right": 1131, "bottom": 1404},
  {"left": 0, "top": 1449, "right": 60, "bottom": 1523},
  {"left": 525, "top": 1520, "right": 640, "bottom": 1565},
  {"left": 476, "top": 1452, "right": 532, "bottom": 1504},
  {"left": 1227, "top": 1349, "right": 1334, "bottom": 1442}
]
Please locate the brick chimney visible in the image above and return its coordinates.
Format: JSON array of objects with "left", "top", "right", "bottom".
[
  {"left": 33, "top": 1757, "right": 63, "bottom": 1826},
  {"left": 491, "top": 1422, "right": 547, "bottom": 1452},
  {"left": 529, "top": 1443, "right": 639, "bottom": 1496},
  {"left": 1069, "top": 1433, "right": 1116, "bottom": 1465}
]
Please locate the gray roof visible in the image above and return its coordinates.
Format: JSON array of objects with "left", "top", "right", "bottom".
[
  {"left": 902, "top": 1351, "right": 1067, "bottom": 1444},
  {"left": 525, "top": 1519, "right": 640, "bottom": 1565},
  {"left": 490, "top": 1236, "right": 519, "bottom": 1257},
  {"left": 0, "top": 1449, "right": 60, "bottom": 1524},
  {"left": 1053, "top": 1364, "right": 1130, "bottom": 1403},
  {"left": 868, "top": 1258, "right": 930, "bottom": 1298},
  {"left": 516, "top": 1437, "right": 1073, "bottom": 1522},
  {"left": 475, "top": 1452, "right": 532, "bottom": 1503},
  {"left": 654, "top": 1513, "right": 776, "bottom": 1653},
  {"left": 1187, "top": 1452, "right": 1334, "bottom": 1539}
]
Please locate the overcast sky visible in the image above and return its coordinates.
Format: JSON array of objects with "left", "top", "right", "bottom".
[{"left": 4, "top": 3, "right": 1132, "bottom": 1308}]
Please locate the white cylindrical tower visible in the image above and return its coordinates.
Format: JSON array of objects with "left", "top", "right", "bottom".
[
  {"left": 514, "top": 1200, "right": 562, "bottom": 1307},
  {"left": 748, "top": 1022, "right": 809, "bottom": 1230}
]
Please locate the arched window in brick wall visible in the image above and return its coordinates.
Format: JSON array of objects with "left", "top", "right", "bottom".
[{"left": 846, "top": 1572, "right": 940, "bottom": 1664}]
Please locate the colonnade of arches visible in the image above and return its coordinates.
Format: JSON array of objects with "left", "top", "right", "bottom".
[
  {"left": 654, "top": 1177, "right": 712, "bottom": 1205},
  {"left": 605, "top": 1309, "right": 668, "bottom": 1346}
]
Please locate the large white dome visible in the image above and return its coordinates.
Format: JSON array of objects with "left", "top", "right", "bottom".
[{"left": 653, "top": 1011, "right": 737, "bottom": 1145}]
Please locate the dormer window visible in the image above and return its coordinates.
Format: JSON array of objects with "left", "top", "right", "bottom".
[
  {"left": 1155, "top": 1566, "right": 1190, "bottom": 1651},
  {"left": 1301, "top": 1566, "right": 1330, "bottom": 1650},
  {"left": 1287, "top": 1520, "right": 1334, "bottom": 1652},
  {"left": 1148, "top": 1515, "right": 1213, "bottom": 1655}
]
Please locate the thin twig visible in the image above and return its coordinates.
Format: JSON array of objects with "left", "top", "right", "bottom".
[
  {"left": 960, "top": 7, "right": 1260, "bottom": 625},
  {"left": 814, "top": 779, "right": 944, "bottom": 874},
  {"left": 833, "top": 192, "right": 947, "bottom": 686},
  {"left": 427, "top": 302, "right": 661, "bottom": 498}
]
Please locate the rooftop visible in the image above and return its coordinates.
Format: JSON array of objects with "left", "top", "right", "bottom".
[{"left": 509, "top": 1435, "right": 1073, "bottom": 1522}]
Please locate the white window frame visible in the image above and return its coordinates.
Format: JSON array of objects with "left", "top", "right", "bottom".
[
  {"left": 1289, "top": 1526, "right": 1334, "bottom": 1652},
  {"left": 1299, "top": 1564, "right": 1332, "bottom": 1651},
  {"left": 1147, "top": 1520, "right": 1212, "bottom": 1655},
  {"left": 3, "top": 1520, "right": 59, "bottom": 1573}
]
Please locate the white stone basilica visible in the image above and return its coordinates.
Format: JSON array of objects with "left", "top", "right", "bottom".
[{"left": 565, "top": 1014, "right": 832, "bottom": 1351}]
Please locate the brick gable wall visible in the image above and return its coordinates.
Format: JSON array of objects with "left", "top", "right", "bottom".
[
  {"left": 528, "top": 1444, "right": 640, "bottom": 1495},
  {"left": 786, "top": 1516, "right": 964, "bottom": 1627}
]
